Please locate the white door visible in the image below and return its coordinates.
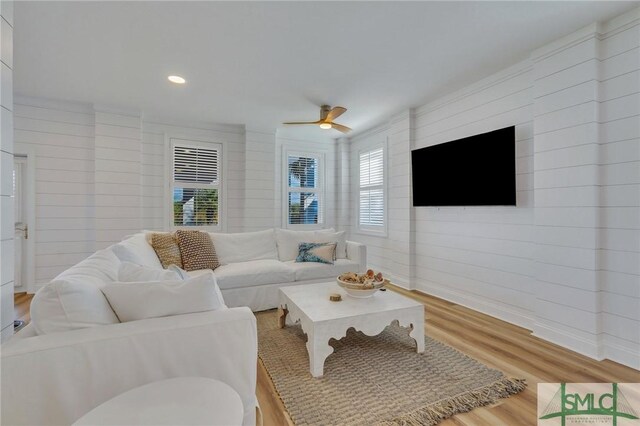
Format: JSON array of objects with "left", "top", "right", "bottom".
[{"left": 13, "top": 156, "right": 27, "bottom": 289}]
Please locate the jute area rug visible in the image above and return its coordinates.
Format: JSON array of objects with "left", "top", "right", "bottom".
[{"left": 257, "top": 310, "right": 526, "bottom": 426}]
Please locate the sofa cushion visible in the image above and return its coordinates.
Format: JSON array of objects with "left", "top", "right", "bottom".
[
  {"left": 112, "top": 233, "right": 163, "bottom": 269},
  {"left": 275, "top": 228, "right": 337, "bottom": 261},
  {"left": 285, "top": 259, "right": 361, "bottom": 281},
  {"left": 118, "top": 262, "right": 181, "bottom": 282},
  {"left": 191, "top": 259, "right": 296, "bottom": 290},
  {"left": 176, "top": 230, "right": 220, "bottom": 271},
  {"left": 55, "top": 247, "right": 122, "bottom": 284},
  {"left": 102, "top": 272, "right": 226, "bottom": 322},
  {"left": 31, "top": 249, "right": 121, "bottom": 335},
  {"left": 148, "top": 232, "right": 183, "bottom": 269},
  {"left": 209, "top": 229, "right": 277, "bottom": 265},
  {"left": 313, "top": 231, "right": 347, "bottom": 259}
]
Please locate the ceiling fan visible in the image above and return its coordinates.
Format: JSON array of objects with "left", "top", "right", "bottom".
[{"left": 283, "top": 105, "right": 352, "bottom": 133}]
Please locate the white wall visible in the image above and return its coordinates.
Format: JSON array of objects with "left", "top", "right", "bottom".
[
  {"left": 413, "top": 60, "right": 535, "bottom": 329},
  {"left": 14, "top": 98, "right": 96, "bottom": 287},
  {"left": 14, "top": 99, "right": 250, "bottom": 289},
  {"left": 0, "top": 0, "right": 14, "bottom": 342},
  {"left": 348, "top": 7, "right": 639, "bottom": 369},
  {"left": 597, "top": 12, "right": 639, "bottom": 367},
  {"left": 94, "top": 109, "right": 142, "bottom": 248},
  {"left": 244, "top": 129, "right": 277, "bottom": 231},
  {"left": 13, "top": 99, "right": 340, "bottom": 291}
]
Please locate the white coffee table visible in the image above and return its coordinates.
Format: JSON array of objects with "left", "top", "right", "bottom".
[{"left": 278, "top": 282, "right": 425, "bottom": 377}]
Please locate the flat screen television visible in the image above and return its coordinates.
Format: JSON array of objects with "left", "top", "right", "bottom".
[{"left": 411, "top": 126, "right": 516, "bottom": 206}]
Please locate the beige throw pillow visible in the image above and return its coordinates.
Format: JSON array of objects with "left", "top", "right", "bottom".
[
  {"left": 175, "top": 230, "right": 220, "bottom": 271},
  {"left": 149, "top": 232, "right": 183, "bottom": 269}
]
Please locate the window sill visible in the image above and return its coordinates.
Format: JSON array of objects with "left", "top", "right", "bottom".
[{"left": 355, "top": 228, "right": 388, "bottom": 238}]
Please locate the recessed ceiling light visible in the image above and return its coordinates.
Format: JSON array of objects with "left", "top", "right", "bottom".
[
  {"left": 168, "top": 75, "right": 186, "bottom": 84},
  {"left": 319, "top": 123, "right": 332, "bottom": 130}
]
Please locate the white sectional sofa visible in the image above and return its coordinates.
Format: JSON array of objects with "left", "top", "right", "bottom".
[
  {"left": 110, "top": 227, "right": 365, "bottom": 312},
  {"left": 1, "top": 227, "right": 366, "bottom": 426},
  {"left": 203, "top": 228, "right": 366, "bottom": 311}
]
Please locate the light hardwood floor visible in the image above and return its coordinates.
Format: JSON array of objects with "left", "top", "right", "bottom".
[
  {"left": 15, "top": 287, "right": 639, "bottom": 426},
  {"left": 14, "top": 292, "right": 33, "bottom": 324}
]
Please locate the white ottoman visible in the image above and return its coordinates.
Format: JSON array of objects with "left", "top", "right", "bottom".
[{"left": 73, "top": 377, "right": 244, "bottom": 426}]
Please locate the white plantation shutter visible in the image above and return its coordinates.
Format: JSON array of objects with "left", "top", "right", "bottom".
[
  {"left": 287, "top": 154, "right": 322, "bottom": 226},
  {"left": 174, "top": 145, "right": 219, "bottom": 185},
  {"left": 171, "top": 142, "right": 222, "bottom": 229},
  {"left": 359, "top": 147, "right": 384, "bottom": 228}
]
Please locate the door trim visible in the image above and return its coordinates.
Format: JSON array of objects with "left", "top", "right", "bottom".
[{"left": 14, "top": 149, "right": 36, "bottom": 294}]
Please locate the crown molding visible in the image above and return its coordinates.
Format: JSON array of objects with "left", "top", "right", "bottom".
[
  {"left": 415, "top": 59, "right": 533, "bottom": 118},
  {"left": 14, "top": 95, "right": 93, "bottom": 114}
]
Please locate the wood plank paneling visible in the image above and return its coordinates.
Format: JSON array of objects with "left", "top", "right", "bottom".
[{"left": 0, "top": 5, "right": 14, "bottom": 341}]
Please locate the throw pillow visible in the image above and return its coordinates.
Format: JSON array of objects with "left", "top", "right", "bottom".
[
  {"left": 208, "top": 229, "right": 278, "bottom": 264},
  {"left": 275, "top": 228, "right": 339, "bottom": 261},
  {"left": 175, "top": 230, "right": 220, "bottom": 271},
  {"left": 101, "top": 272, "right": 225, "bottom": 322},
  {"left": 313, "top": 231, "right": 347, "bottom": 260},
  {"left": 111, "top": 233, "right": 164, "bottom": 269},
  {"left": 148, "top": 232, "right": 183, "bottom": 269},
  {"left": 296, "top": 242, "right": 337, "bottom": 265},
  {"left": 118, "top": 261, "right": 181, "bottom": 282}
]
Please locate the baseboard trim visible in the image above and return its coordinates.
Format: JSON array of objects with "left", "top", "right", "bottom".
[
  {"left": 604, "top": 338, "right": 640, "bottom": 370},
  {"left": 414, "top": 282, "right": 534, "bottom": 330},
  {"left": 532, "top": 320, "right": 603, "bottom": 360}
]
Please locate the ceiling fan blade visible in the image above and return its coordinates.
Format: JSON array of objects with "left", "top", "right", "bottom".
[
  {"left": 325, "top": 106, "right": 346, "bottom": 122},
  {"left": 331, "top": 123, "right": 351, "bottom": 133},
  {"left": 283, "top": 120, "right": 322, "bottom": 125}
]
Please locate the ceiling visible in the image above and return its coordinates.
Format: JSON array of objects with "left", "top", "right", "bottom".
[{"left": 14, "top": 1, "right": 637, "bottom": 137}]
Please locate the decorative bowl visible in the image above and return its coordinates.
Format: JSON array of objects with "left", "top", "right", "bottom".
[{"left": 336, "top": 276, "right": 388, "bottom": 298}]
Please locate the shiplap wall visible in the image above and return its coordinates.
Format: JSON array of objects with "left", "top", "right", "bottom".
[
  {"left": 348, "top": 7, "right": 639, "bottom": 368},
  {"left": 413, "top": 60, "right": 535, "bottom": 329},
  {"left": 245, "top": 129, "right": 276, "bottom": 231},
  {"left": 14, "top": 98, "right": 96, "bottom": 288},
  {"left": 13, "top": 102, "right": 343, "bottom": 290},
  {"left": 94, "top": 110, "right": 142, "bottom": 249},
  {"left": 0, "top": 0, "right": 13, "bottom": 342},
  {"left": 335, "top": 137, "right": 351, "bottom": 235},
  {"left": 15, "top": 104, "right": 248, "bottom": 290},
  {"left": 529, "top": 9, "right": 639, "bottom": 367},
  {"left": 597, "top": 12, "right": 639, "bottom": 367}
]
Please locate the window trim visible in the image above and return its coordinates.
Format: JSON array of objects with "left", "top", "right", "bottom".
[
  {"left": 167, "top": 138, "right": 224, "bottom": 232},
  {"left": 356, "top": 141, "right": 388, "bottom": 237},
  {"left": 283, "top": 150, "right": 325, "bottom": 230}
]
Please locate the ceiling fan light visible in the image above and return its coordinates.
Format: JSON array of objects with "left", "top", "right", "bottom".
[{"left": 319, "top": 123, "right": 332, "bottom": 130}]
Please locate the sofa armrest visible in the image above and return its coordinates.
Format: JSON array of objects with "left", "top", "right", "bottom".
[
  {"left": 1, "top": 307, "right": 257, "bottom": 426},
  {"left": 346, "top": 240, "right": 367, "bottom": 272}
]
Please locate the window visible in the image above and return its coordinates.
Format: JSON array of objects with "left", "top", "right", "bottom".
[
  {"left": 286, "top": 154, "right": 323, "bottom": 226},
  {"left": 359, "top": 147, "right": 385, "bottom": 230},
  {"left": 171, "top": 142, "right": 221, "bottom": 229}
]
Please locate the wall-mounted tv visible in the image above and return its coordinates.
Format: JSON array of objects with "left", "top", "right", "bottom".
[{"left": 411, "top": 126, "right": 516, "bottom": 206}]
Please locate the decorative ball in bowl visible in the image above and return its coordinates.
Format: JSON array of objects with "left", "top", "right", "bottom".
[{"left": 337, "top": 270, "right": 389, "bottom": 298}]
